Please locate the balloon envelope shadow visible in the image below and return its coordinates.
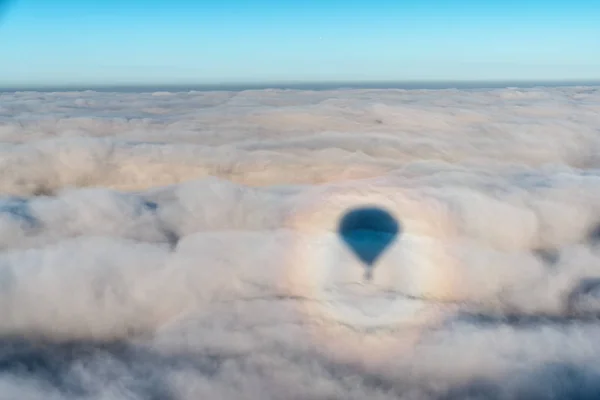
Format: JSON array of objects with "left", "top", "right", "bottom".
[{"left": 337, "top": 206, "right": 401, "bottom": 280}]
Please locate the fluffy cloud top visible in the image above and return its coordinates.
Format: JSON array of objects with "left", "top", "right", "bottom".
[{"left": 0, "top": 87, "right": 600, "bottom": 399}]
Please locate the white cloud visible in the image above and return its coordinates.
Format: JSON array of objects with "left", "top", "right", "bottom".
[{"left": 0, "top": 86, "right": 600, "bottom": 399}]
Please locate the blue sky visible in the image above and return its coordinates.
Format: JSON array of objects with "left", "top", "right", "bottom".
[{"left": 0, "top": 0, "right": 599, "bottom": 87}]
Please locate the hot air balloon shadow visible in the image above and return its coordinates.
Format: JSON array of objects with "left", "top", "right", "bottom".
[{"left": 337, "top": 206, "right": 401, "bottom": 281}]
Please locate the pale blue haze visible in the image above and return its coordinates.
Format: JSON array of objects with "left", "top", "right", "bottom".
[{"left": 0, "top": 0, "right": 598, "bottom": 87}]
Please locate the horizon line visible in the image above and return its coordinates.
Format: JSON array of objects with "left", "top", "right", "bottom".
[{"left": 1, "top": 79, "right": 600, "bottom": 93}]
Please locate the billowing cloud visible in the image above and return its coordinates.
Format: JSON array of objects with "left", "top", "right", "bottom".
[{"left": 0, "top": 86, "right": 600, "bottom": 399}]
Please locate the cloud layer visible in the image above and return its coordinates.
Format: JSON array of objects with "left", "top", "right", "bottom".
[{"left": 1, "top": 86, "right": 600, "bottom": 399}]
